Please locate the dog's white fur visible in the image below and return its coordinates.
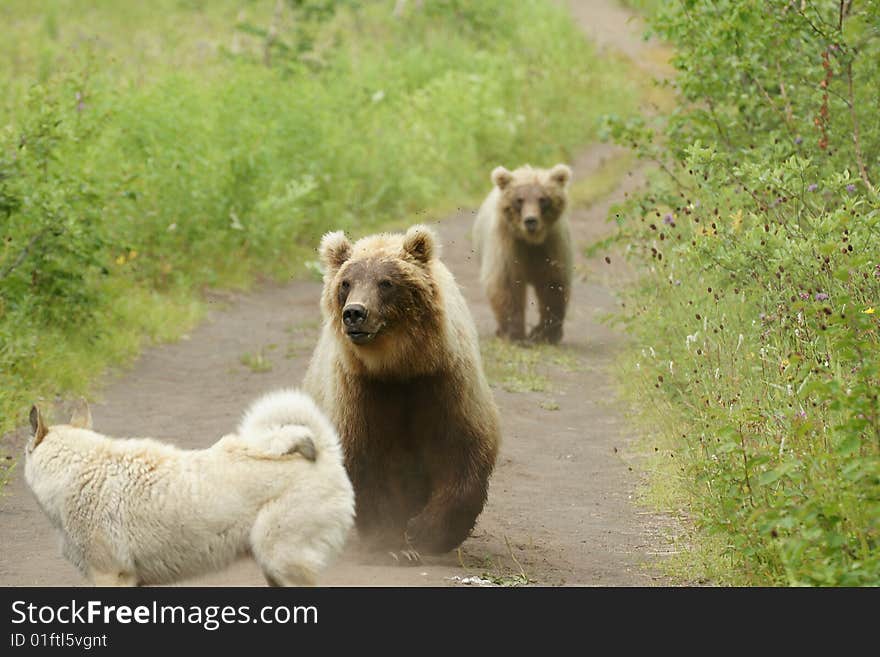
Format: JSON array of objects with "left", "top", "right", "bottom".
[{"left": 24, "top": 389, "right": 355, "bottom": 587}]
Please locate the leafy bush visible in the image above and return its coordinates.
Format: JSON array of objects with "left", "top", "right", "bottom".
[
  {"left": 607, "top": 0, "right": 879, "bottom": 585},
  {"left": 0, "top": 0, "right": 637, "bottom": 433}
]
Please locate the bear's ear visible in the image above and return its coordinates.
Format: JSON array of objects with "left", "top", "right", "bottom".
[
  {"left": 29, "top": 405, "right": 48, "bottom": 448},
  {"left": 319, "top": 231, "right": 352, "bottom": 274},
  {"left": 549, "top": 163, "right": 572, "bottom": 188},
  {"left": 402, "top": 224, "right": 438, "bottom": 265},
  {"left": 69, "top": 398, "right": 92, "bottom": 430},
  {"left": 491, "top": 166, "right": 514, "bottom": 191}
]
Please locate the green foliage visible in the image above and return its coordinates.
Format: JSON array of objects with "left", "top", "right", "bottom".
[
  {"left": 0, "top": 0, "right": 637, "bottom": 434},
  {"left": 607, "top": 0, "right": 880, "bottom": 585}
]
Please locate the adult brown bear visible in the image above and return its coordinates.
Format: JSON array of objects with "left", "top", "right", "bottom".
[{"left": 303, "top": 225, "right": 500, "bottom": 561}]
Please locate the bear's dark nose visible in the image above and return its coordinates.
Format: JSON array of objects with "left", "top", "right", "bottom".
[
  {"left": 524, "top": 217, "right": 539, "bottom": 233},
  {"left": 343, "top": 303, "right": 368, "bottom": 327}
]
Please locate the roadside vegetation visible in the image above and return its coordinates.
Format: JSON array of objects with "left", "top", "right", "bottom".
[
  {"left": 0, "top": 0, "right": 639, "bottom": 435},
  {"left": 607, "top": 0, "right": 879, "bottom": 585}
]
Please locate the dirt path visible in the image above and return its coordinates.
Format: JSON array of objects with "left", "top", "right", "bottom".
[{"left": 0, "top": 0, "right": 670, "bottom": 587}]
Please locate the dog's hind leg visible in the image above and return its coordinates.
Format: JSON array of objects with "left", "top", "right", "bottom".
[
  {"left": 251, "top": 521, "right": 320, "bottom": 587},
  {"left": 253, "top": 538, "right": 319, "bottom": 587},
  {"left": 89, "top": 569, "right": 138, "bottom": 587},
  {"left": 261, "top": 567, "right": 316, "bottom": 587},
  {"left": 250, "top": 496, "right": 348, "bottom": 587}
]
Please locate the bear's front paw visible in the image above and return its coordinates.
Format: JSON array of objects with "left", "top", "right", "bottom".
[
  {"left": 387, "top": 526, "right": 423, "bottom": 566},
  {"left": 388, "top": 548, "right": 422, "bottom": 566},
  {"left": 404, "top": 516, "right": 427, "bottom": 546}
]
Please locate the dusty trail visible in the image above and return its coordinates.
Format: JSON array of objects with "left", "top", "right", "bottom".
[{"left": 0, "top": 0, "right": 670, "bottom": 586}]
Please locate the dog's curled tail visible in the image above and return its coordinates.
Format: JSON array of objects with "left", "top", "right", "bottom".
[
  {"left": 237, "top": 388, "right": 341, "bottom": 462},
  {"left": 289, "top": 435, "right": 317, "bottom": 461}
]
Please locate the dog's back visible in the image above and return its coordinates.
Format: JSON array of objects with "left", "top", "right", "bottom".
[{"left": 24, "top": 390, "right": 354, "bottom": 586}]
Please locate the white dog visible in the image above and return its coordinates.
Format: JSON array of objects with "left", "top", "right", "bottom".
[{"left": 24, "top": 389, "right": 355, "bottom": 587}]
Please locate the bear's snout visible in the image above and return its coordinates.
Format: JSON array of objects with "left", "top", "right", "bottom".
[
  {"left": 343, "top": 303, "right": 368, "bottom": 327},
  {"left": 523, "top": 216, "right": 539, "bottom": 233}
]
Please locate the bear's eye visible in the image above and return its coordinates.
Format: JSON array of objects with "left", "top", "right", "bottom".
[
  {"left": 514, "top": 197, "right": 524, "bottom": 208},
  {"left": 539, "top": 197, "right": 551, "bottom": 210},
  {"left": 340, "top": 280, "right": 350, "bottom": 291},
  {"left": 378, "top": 279, "right": 393, "bottom": 291}
]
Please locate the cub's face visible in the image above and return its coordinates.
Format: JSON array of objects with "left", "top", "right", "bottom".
[
  {"left": 492, "top": 164, "right": 571, "bottom": 244},
  {"left": 318, "top": 225, "right": 440, "bottom": 372}
]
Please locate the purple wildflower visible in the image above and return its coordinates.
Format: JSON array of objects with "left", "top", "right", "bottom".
[
  {"left": 807, "top": 184, "right": 818, "bottom": 192},
  {"left": 799, "top": 292, "right": 809, "bottom": 301},
  {"left": 846, "top": 184, "right": 856, "bottom": 193},
  {"left": 663, "top": 213, "right": 674, "bottom": 225},
  {"left": 815, "top": 292, "right": 829, "bottom": 301},
  {"left": 794, "top": 136, "right": 803, "bottom": 145},
  {"left": 795, "top": 410, "right": 807, "bottom": 420}
]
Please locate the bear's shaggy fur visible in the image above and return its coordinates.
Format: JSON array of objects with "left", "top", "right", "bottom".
[
  {"left": 303, "top": 225, "right": 500, "bottom": 558},
  {"left": 473, "top": 163, "right": 573, "bottom": 343},
  {"left": 24, "top": 390, "right": 354, "bottom": 586}
]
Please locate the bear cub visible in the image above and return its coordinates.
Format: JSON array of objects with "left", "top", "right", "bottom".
[{"left": 473, "top": 163, "right": 573, "bottom": 343}]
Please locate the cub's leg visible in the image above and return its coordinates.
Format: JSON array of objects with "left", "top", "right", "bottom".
[
  {"left": 530, "top": 278, "right": 568, "bottom": 344},
  {"left": 486, "top": 270, "right": 526, "bottom": 341}
]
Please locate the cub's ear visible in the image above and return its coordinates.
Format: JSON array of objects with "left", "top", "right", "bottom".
[
  {"left": 549, "top": 163, "right": 572, "bottom": 187},
  {"left": 69, "top": 398, "right": 92, "bottom": 430},
  {"left": 319, "top": 231, "right": 352, "bottom": 274},
  {"left": 29, "top": 405, "right": 48, "bottom": 448},
  {"left": 402, "top": 224, "right": 438, "bottom": 265},
  {"left": 491, "top": 166, "right": 514, "bottom": 191}
]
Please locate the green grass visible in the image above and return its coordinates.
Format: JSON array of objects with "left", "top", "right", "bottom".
[
  {"left": 0, "top": 457, "right": 15, "bottom": 496},
  {"left": 9, "top": 282, "right": 204, "bottom": 411},
  {"left": 482, "top": 339, "right": 551, "bottom": 393},
  {"left": 0, "top": 0, "right": 640, "bottom": 438},
  {"left": 619, "top": 356, "right": 747, "bottom": 586},
  {"left": 481, "top": 338, "right": 580, "bottom": 395},
  {"left": 239, "top": 349, "right": 273, "bottom": 373}
]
